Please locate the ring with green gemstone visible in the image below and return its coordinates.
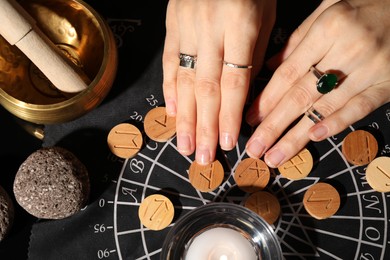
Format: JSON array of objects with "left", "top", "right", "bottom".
[{"left": 311, "top": 66, "right": 338, "bottom": 94}]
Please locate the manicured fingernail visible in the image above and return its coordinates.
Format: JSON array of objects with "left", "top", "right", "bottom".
[
  {"left": 265, "top": 148, "right": 285, "bottom": 168},
  {"left": 220, "top": 132, "right": 234, "bottom": 151},
  {"left": 310, "top": 124, "right": 329, "bottom": 141},
  {"left": 165, "top": 99, "right": 176, "bottom": 117},
  {"left": 177, "top": 133, "right": 191, "bottom": 154},
  {"left": 196, "top": 145, "right": 211, "bottom": 165},
  {"left": 246, "top": 138, "right": 266, "bottom": 158}
]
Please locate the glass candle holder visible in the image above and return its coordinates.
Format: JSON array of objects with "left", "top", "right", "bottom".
[{"left": 161, "top": 202, "right": 282, "bottom": 260}]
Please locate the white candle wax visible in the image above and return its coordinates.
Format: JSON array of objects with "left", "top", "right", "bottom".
[{"left": 184, "top": 227, "right": 258, "bottom": 260}]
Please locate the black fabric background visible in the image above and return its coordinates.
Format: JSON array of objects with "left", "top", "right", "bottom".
[{"left": 1, "top": 0, "right": 389, "bottom": 259}]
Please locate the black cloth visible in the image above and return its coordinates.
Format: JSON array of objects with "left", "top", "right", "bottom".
[{"left": 1, "top": 0, "right": 390, "bottom": 259}]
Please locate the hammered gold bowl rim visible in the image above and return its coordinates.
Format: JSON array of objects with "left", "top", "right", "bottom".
[{"left": 0, "top": 0, "right": 117, "bottom": 123}]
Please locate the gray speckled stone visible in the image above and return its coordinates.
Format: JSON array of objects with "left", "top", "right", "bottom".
[
  {"left": 13, "top": 147, "right": 90, "bottom": 219},
  {"left": 0, "top": 185, "right": 14, "bottom": 241}
]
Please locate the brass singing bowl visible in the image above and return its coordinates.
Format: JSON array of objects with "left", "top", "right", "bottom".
[{"left": 0, "top": 0, "right": 117, "bottom": 124}]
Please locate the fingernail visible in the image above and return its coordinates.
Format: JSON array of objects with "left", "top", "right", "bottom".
[
  {"left": 265, "top": 148, "right": 285, "bottom": 168},
  {"left": 310, "top": 124, "right": 329, "bottom": 141},
  {"left": 196, "top": 145, "right": 211, "bottom": 165},
  {"left": 246, "top": 138, "right": 266, "bottom": 158},
  {"left": 165, "top": 99, "right": 176, "bottom": 117},
  {"left": 220, "top": 132, "right": 234, "bottom": 151},
  {"left": 177, "top": 133, "right": 192, "bottom": 154}
]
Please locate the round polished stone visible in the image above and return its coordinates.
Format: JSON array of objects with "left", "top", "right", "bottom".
[{"left": 316, "top": 73, "right": 338, "bottom": 94}]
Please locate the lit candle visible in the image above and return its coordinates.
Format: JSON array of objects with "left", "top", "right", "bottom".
[{"left": 184, "top": 227, "right": 258, "bottom": 260}]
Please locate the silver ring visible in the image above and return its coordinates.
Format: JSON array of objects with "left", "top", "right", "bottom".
[
  {"left": 223, "top": 61, "right": 252, "bottom": 69},
  {"left": 179, "top": 53, "right": 197, "bottom": 69},
  {"left": 310, "top": 66, "right": 338, "bottom": 94},
  {"left": 305, "top": 106, "right": 324, "bottom": 124}
]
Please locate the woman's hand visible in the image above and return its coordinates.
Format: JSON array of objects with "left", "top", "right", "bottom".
[
  {"left": 245, "top": 0, "right": 390, "bottom": 168},
  {"left": 162, "top": 0, "right": 277, "bottom": 164}
]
